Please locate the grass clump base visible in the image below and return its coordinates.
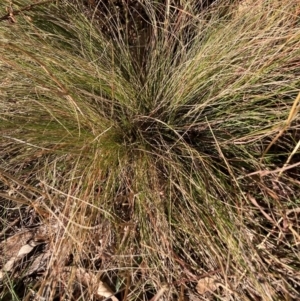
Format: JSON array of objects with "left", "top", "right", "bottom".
[{"left": 0, "top": 0, "right": 300, "bottom": 300}]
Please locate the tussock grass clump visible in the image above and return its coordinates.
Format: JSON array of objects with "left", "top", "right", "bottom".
[{"left": 0, "top": 0, "right": 300, "bottom": 300}]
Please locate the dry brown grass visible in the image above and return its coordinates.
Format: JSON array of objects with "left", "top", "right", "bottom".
[{"left": 0, "top": 0, "right": 300, "bottom": 300}]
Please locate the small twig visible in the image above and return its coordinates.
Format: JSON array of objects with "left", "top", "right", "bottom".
[
  {"left": 278, "top": 138, "right": 300, "bottom": 179},
  {"left": 260, "top": 91, "right": 300, "bottom": 162},
  {"left": 240, "top": 161, "right": 300, "bottom": 179},
  {"left": 172, "top": 268, "right": 221, "bottom": 286},
  {"left": 0, "top": 0, "right": 55, "bottom": 22},
  {"left": 0, "top": 216, "right": 21, "bottom": 238},
  {"left": 247, "top": 194, "right": 275, "bottom": 225},
  {"left": 149, "top": 284, "right": 169, "bottom": 301}
]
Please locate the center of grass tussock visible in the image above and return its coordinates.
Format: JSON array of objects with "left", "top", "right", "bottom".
[{"left": 1, "top": 0, "right": 300, "bottom": 300}]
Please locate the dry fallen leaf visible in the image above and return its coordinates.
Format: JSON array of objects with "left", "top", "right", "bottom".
[
  {"left": 0, "top": 231, "right": 44, "bottom": 281},
  {"left": 196, "top": 276, "right": 217, "bottom": 295},
  {"left": 75, "top": 267, "right": 118, "bottom": 301},
  {"left": 96, "top": 280, "right": 119, "bottom": 301}
]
